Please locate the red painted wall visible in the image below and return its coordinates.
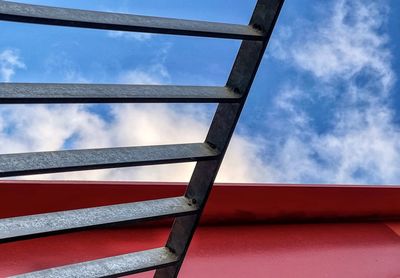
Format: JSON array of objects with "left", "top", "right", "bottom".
[
  {"left": 1, "top": 181, "right": 400, "bottom": 277},
  {"left": 1, "top": 181, "right": 400, "bottom": 222}
]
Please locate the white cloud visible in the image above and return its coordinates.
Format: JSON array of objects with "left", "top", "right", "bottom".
[
  {"left": 44, "top": 51, "right": 89, "bottom": 83},
  {"left": 0, "top": 105, "right": 108, "bottom": 154},
  {"left": 118, "top": 64, "right": 170, "bottom": 85},
  {"left": 265, "top": 104, "right": 400, "bottom": 184},
  {"left": 107, "top": 31, "right": 152, "bottom": 42},
  {"left": 118, "top": 42, "right": 171, "bottom": 85},
  {"left": 0, "top": 102, "right": 274, "bottom": 182},
  {"left": 0, "top": 49, "right": 26, "bottom": 82},
  {"left": 0, "top": 54, "right": 273, "bottom": 182},
  {"left": 272, "top": 0, "right": 394, "bottom": 92},
  {"left": 266, "top": 0, "right": 399, "bottom": 184}
]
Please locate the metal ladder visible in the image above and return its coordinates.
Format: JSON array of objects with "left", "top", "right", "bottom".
[{"left": 0, "top": 1, "right": 284, "bottom": 277}]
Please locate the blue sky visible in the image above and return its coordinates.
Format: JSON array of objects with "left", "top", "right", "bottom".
[{"left": 0, "top": 0, "right": 399, "bottom": 184}]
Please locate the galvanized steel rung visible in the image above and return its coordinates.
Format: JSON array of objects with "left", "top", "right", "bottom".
[
  {"left": 0, "top": 0, "right": 264, "bottom": 40},
  {"left": 0, "top": 143, "right": 219, "bottom": 178},
  {"left": 0, "top": 196, "right": 199, "bottom": 243},
  {"left": 11, "top": 247, "right": 179, "bottom": 278},
  {"left": 0, "top": 83, "right": 241, "bottom": 104}
]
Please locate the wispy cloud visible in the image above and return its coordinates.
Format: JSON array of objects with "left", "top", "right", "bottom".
[
  {"left": 265, "top": 0, "right": 399, "bottom": 184},
  {"left": 0, "top": 49, "right": 25, "bottom": 82},
  {"left": 107, "top": 31, "right": 152, "bottom": 42},
  {"left": 119, "top": 43, "right": 171, "bottom": 85},
  {"left": 1, "top": 102, "right": 272, "bottom": 182},
  {"left": 273, "top": 0, "right": 393, "bottom": 91},
  {"left": 44, "top": 51, "right": 89, "bottom": 83},
  {"left": 0, "top": 46, "right": 270, "bottom": 183},
  {"left": 118, "top": 64, "right": 170, "bottom": 85}
]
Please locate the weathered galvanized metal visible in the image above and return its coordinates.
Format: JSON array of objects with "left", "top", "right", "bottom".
[
  {"left": 0, "top": 1, "right": 263, "bottom": 40},
  {"left": 0, "top": 84, "right": 241, "bottom": 104},
  {"left": 0, "top": 196, "right": 198, "bottom": 243},
  {"left": 0, "top": 143, "right": 219, "bottom": 178},
  {"left": 0, "top": 0, "right": 284, "bottom": 277},
  {"left": 11, "top": 247, "right": 178, "bottom": 278}
]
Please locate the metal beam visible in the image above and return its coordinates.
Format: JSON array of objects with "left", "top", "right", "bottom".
[
  {"left": 0, "top": 1, "right": 263, "bottom": 40},
  {"left": 11, "top": 247, "right": 178, "bottom": 278},
  {"left": 0, "top": 83, "right": 240, "bottom": 104},
  {"left": 155, "top": 1, "right": 285, "bottom": 277},
  {"left": 0, "top": 196, "right": 198, "bottom": 243},
  {"left": 0, "top": 143, "right": 219, "bottom": 178}
]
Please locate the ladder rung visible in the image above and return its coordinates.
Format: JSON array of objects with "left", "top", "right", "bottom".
[
  {"left": 11, "top": 247, "right": 178, "bottom": 278},
  {"left": 0, "top": 1, "right": 263, "bottom": 40},
  {"left": 0, "top": 196, "right": 197, "bottom": 242},
  {"left": 0, "top": 83, "right": 241, "bottom": 104},
  {"left": 0, "top": 143, "right": 219, "bottom": 178}
]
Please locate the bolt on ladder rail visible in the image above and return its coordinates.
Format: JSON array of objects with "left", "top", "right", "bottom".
[{"left": 0, "top": 0, "right": 284, "bottom": 277}]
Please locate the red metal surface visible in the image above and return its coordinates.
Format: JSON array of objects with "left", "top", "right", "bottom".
[
  {"left": 1, "top": 181, "right": 400, "bottom": 222},
  {"left": 1, "top": 181, "right": 400, "bottom": 277},
  {"left": 1, "top": 223, "right": 399, "bottom": 277}
]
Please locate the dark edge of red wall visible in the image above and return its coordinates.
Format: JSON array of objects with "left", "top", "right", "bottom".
[{"left": 1, "top": 181, "right": 400, "bottom": 225}]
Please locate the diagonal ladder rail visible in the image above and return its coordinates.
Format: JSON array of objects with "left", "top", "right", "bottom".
[
  {"left": 155, "top": 0, "right": 284, "bottom": 276},
  {"left": 0, "top": 0, "right": 284, "bottom": 277}
]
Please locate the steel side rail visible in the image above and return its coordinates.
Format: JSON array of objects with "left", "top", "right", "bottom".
[{"left": 155, "top": 0, "right": 285, "bottom": 277}]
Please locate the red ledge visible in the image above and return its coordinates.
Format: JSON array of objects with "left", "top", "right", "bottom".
[{"left": 1, "top": 181, "right": 399, "bottom": 223}]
